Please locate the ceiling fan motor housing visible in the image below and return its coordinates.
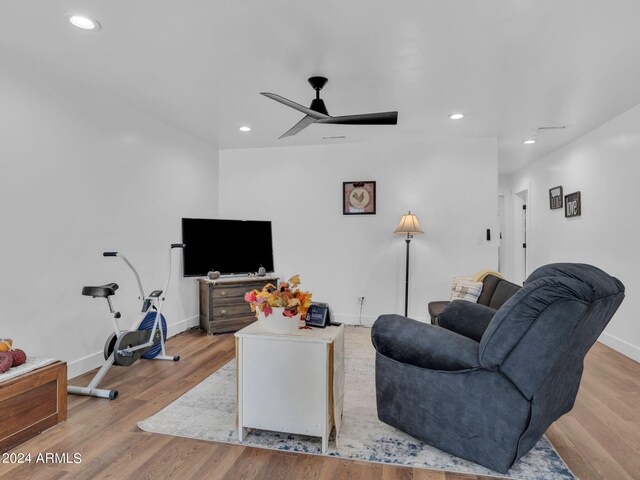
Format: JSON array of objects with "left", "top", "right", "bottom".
[
  {"left": 310, "top": 98, "right": 329, "bottom": 115},
  {"left": 308, "top": 76, "right": 328, "bottom": 91},
  {"left": 308, "top": 76, "right": 329, "bottom": 115}
]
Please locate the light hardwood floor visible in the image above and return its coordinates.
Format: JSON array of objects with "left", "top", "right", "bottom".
[{"left": 1, "top": 329, "right": 639, "bottom": 480}]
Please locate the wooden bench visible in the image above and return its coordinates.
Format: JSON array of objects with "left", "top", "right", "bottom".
[{"left": 0, "top": 361, "right": 67, "bottom": 453}]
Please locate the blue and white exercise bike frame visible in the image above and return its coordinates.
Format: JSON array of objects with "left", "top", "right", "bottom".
[{"left": 67, "top": 243, "right": 184, "bottom": 399}]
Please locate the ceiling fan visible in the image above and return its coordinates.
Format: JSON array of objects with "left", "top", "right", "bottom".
[{"left": 261, "top": 76, "right": 398, "bottom": 139}]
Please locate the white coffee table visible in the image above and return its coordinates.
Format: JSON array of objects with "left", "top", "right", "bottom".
[{"left": 235, "top": 322, "right": 345, "bottom": 453}]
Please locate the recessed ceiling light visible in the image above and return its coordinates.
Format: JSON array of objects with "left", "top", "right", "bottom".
[
  {"left": 449, "top": 113, "right": 464, "bottom": 120},
  {"left": 239, "top": 126, "right": 251, "bottom": 132},
  {"left": 523, "top": 139, "right": 537, "bottom": 144},
  {"left": 68, "top": 15, "right": 100, "bottom": 30}
]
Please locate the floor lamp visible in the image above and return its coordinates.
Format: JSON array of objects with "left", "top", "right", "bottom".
[{"left": 394, "top": 211, "right": 424, "bottom": 317}]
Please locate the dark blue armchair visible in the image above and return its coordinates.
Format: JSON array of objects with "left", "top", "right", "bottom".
[{"left": 371, "top": 263, "right": 624, "bottom": 473}]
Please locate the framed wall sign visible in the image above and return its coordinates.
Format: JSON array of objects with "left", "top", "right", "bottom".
[
  {"left": 549, "top": 186, "right": 563, "bottom": 210},
  {"left": 565, "top": 191, "right": 581, "bottom": 217},
  {"left": 343, "top": 181, "right": 376, "bottom": 215}
]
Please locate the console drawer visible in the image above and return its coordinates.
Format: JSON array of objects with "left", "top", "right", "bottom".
[
  {"left": 211, "top": 284, "right": 253, "bottom": 300},
  {"left": 211, "top": 303, "right": 252, "bottom": 318}
]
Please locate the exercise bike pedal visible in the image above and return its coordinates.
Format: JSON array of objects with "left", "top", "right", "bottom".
[{"left": 113, "top": 330, "right": 152, "bottom": 367}]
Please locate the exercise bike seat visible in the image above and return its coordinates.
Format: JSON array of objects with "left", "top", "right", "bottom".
[{"left": 82, "top": 283, "right": 119, "bottom": 298}]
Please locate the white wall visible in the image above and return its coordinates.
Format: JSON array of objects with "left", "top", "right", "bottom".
[
  {"left": 0, "top": 69, "right": 218, "bottom": 378},
  {"left": 506, "top": 104, "right": 640, "bottom": 362},
  {"left": 219, "top": 139, "right": 499, "bottom": 325}
]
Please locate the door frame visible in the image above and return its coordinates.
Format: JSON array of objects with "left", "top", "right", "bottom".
[{"left": 513, "top": 188, "right": 530, "bottom": 285}]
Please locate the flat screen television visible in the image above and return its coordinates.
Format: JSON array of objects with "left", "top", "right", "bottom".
[{"left": 182, "top": 218, "right": 275, "bottom": 277}]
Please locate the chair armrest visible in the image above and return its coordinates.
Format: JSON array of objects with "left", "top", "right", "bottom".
[
  {"left": 371, "top": 314, "right": 480, "bottom": 371},
  {"left": 438, "top": 301, "right": 497, "bottom": 342},
  {"left": 428, "top": 301, "right": 450, "bottom": 324}
]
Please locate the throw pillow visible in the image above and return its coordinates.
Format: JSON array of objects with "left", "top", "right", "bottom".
[{"left": 450, "top": 276, "right": 483, "bottom": 303}]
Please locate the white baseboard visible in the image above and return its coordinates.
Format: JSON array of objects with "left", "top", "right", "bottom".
[
  {"left": 333, "top": 313, "right": 429, "bottom": 328},
  {"left": 333, "top": 313, "right": 377, "bottom": 328},
  {"left": 598, "top": 332, "right": 640, "bottom": 363},
  {"left": 166, "top": 315, "right": 200, "bottom": 338},
  {"left": 66, "top": 315, "right": 199, "bottom": 380}
]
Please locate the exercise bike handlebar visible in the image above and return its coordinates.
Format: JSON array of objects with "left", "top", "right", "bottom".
[
  {"left": 162, "top": 244, "right": 183, "bottom": 296},
  {"left": 116, "top": 254, "right": 146, "bottom": 300},
  {"left": 102, "top": 244, "right": 184, "bottom": 301},
  {"left": 101, "top": 251, "right": 145, "bottom": 299}
]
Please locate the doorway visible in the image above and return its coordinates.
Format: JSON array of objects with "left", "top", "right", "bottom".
[
  {"left": 498, "top": 195, "right": 505, "bottom": 273},
  {"left": 513, "top": 189, "right": 529, "bottom": 285}
]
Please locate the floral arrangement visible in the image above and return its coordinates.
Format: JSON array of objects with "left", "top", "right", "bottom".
[{"left": 244, "top": 275, "right": 312, "bottom": 319}]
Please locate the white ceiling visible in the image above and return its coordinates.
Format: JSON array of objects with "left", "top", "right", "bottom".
[{"left": 2, "top": 0, "right": 640, "bottom": 173}]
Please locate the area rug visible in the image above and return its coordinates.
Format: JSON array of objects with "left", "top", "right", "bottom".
[{"left": 138, "top": 327, "right": 574, "bottom": 479}]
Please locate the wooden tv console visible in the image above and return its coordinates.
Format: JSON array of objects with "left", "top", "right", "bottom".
[
  {"left": 198, "top": 276, "right": 278, "bottom": 334},
  {"left": 0, "top": 361, "right": 67, "bottom": 453}
]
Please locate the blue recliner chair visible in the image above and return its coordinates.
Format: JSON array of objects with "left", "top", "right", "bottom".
[{"left": 371, "top": 263, "right": 624, "bottom": 473}]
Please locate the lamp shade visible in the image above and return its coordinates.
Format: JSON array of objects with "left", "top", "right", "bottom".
[{"left": 394, "top": 212, "right": 424, "bottom": 235}]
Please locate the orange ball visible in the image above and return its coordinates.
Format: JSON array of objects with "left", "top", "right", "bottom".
[{"left": 0, "top": 339, "right": 13, "bottom": 352}]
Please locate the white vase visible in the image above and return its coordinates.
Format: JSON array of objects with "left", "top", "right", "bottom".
[{"left": 257, "top": 307, "right": 300, "bottom": 334}]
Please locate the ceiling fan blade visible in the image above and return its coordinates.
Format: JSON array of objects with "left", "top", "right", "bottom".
[
  {"left": 316, "top": 111, "right": 398, "bottom": 125},
  {"left": 278, "top": 115, "right": 317, "bottom": 139},
  {"left": 261, "top": 92, "right": 330, "bottom": 120}
]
